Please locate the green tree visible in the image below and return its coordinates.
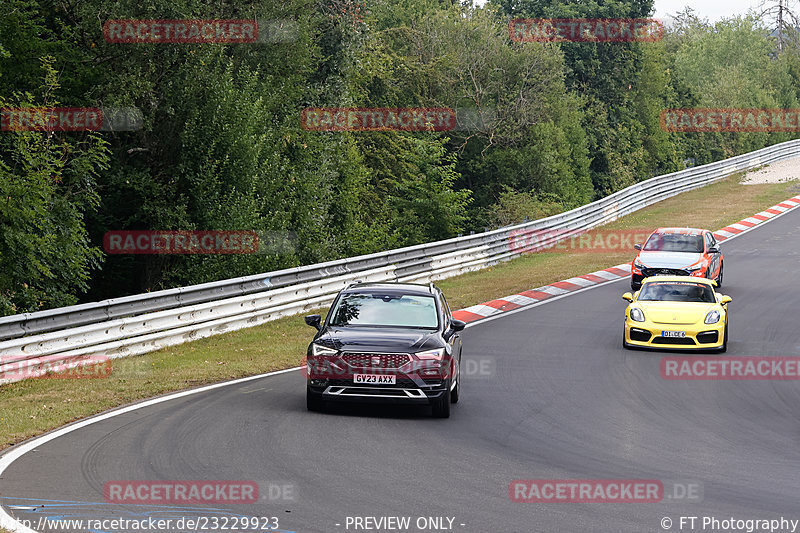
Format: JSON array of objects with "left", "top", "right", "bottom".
[
  {"left": 0, "top": 59, "right": 110, "bottom": 313},
  {"left": 669, "top": 15, "right": 800, "bottom": 161}
]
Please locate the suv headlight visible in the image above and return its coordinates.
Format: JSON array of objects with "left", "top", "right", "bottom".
[
  {"left": 704, "top": 310, "right": 720, "bottom": 324},
  {"left": 311, "top": 343, "right": 337, "bottom": 356},
  {"left": 685, "top": 263, "right": 704, "bottom": 273},
  {"left": 416, "top": 348, "right": 446, "bottom": 360},
  {"left": 629, "top": 308, "right": 645, "bottom": 322},
  {"left": 633, "top": 259, "right": 646, "bottom": 270}
]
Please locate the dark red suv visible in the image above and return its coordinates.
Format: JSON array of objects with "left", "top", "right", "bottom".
[{"left": 303, "top": 281, "right": 465, "bottom": 418}]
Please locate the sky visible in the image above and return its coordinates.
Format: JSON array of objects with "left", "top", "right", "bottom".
[
  {"left": 471, "top": 0, "right": 773, "bottom": 23},
  {"left": 653, "top": 0, "right": 764, "bottom": 22}
]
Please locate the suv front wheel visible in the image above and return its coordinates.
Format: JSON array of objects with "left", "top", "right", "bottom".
[
  {"left": 432, "top": 386, "right": 451, "bottom": 418},
  {"left": 307, "top": 386, "right": 324, "bottom": 412},
  {"left": 450, "top": 365, "right": 460, "bottom": 404}
]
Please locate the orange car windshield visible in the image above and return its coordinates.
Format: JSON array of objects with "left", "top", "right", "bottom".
[{"left": 643, "top": 233, "right": 704, "bottom": 253}]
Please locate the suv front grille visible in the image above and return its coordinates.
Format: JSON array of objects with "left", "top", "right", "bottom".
[
  {"left": 327, "top": 378, "right": 418, "bottom": 387},
  {"left": 642, "top": 268, "right": 688, "bottom": 277},
  {"left": 340, "top": 352, "right": 410, "bottom": 369}
]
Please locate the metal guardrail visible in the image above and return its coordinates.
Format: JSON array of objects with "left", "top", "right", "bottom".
[{"left": 2, "top": 139, "right": 799, "bottom": 382}]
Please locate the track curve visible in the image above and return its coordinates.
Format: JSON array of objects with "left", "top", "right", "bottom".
[{"left": 2, "top": 205, "right": 800, "bottom": 533}]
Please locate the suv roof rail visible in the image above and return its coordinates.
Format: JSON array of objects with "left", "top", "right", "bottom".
[{"left": 429, "top": 281, "right": 436, "bottom": 293}]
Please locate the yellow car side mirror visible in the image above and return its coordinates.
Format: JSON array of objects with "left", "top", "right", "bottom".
[
  {"left": 719, "top": 295, "right": 732, "bottom": 305},
  {"left": 622, "top": 292, "right": 633, "bottom": 302}
]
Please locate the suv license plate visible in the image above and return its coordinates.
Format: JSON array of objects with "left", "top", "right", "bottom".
[
  {"left": 354, "top": 374, "right": 396, "bottom": 385},
  {"left": 662, "top": 331, "right": 687, "bottom": 338}
]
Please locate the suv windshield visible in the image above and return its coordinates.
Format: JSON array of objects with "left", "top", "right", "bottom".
[
  {"left": 329, "top": 293, "right": 439, "bottom": 328},
  {"left": 643, "top": 233, "right": 704, "bottom": 252},
  {"left": 638, "top": 282, "right": 715, "bottom": 303}
]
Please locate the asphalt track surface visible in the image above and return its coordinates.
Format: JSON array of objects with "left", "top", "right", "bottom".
[{"left": 2, "top": 203, "right": 800, "bottom": 533}]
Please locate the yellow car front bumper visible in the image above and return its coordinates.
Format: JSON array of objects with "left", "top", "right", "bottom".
[{"left": 624, "top": 319, "right": 726, "bottom": 350}]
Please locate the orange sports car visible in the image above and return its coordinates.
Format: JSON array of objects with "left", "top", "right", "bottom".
[{"left": 630, "top": 227, "right": 724, "bottom": 290}]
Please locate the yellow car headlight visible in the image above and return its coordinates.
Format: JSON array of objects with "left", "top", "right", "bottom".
[{"left": 629, "top": 307, "right": 645, "bottom": 322}]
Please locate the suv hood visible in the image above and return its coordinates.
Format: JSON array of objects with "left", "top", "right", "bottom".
[
  {"left": 315, "top": 327, "right": 442, "bottom": 353},
  {"left": 638, "top": 251, "right": 703, "bottom": 269}
]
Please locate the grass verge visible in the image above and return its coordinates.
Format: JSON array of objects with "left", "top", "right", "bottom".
[{"left": 1, "top": 173, "right": 798, "bottom": 450}]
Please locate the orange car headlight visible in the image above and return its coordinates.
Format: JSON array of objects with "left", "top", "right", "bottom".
[{"left": 685, "top": 263, "right": 705, "bottom": 274}]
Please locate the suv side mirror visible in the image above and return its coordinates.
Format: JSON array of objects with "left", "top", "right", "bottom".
[
  {"left": 708, "top": 246, "right": 720, "bottom": 253},
  {"left": 719, "top": 295, "right": 732, "bottom": 305},
  {"left": 450, "top": 319, "right": 466, "bottom": 332},
  {"left": 304, "top": 314, "right": 322, "bottom": 330},
  {"left": 622, "top": 292, "right": 633, "bottom": 302},
  {"left": 633, "top": 244, "right": 642, "bottom": 250}
]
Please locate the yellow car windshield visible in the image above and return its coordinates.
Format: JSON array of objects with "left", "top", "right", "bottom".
[{"left": 638, "top": 281, "right": 715, "bottom": 303}]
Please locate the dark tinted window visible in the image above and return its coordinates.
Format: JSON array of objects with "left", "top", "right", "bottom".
[
  {"left": 441, "top": 293, "right": 453, "bottom": 318},
  {"left": 438, "top": 293, "right": 450, "bottom": 328},
  {"left": 329, "top": 293, "right": 439, "bottom": 328}
]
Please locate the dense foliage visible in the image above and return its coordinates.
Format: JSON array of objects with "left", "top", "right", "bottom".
[{"left": 1, "top": 0, "right": 798, "bottom": 314}]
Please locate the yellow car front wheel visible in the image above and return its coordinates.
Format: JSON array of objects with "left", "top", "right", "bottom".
[
  {"left": 718, "top": 322, "right": 728, "bottom": 353},
  {"left": 622, "top": 329, "right": 633, "bottom": 350}
]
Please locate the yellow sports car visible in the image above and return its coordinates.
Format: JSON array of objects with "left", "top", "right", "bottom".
[{"left": 622, "top": 276, "right": 731, "bottom": 352}]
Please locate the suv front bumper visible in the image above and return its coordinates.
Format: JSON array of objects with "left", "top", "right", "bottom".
[{"left": 307, "top": 379, "right": 449, "bottom": 405}]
